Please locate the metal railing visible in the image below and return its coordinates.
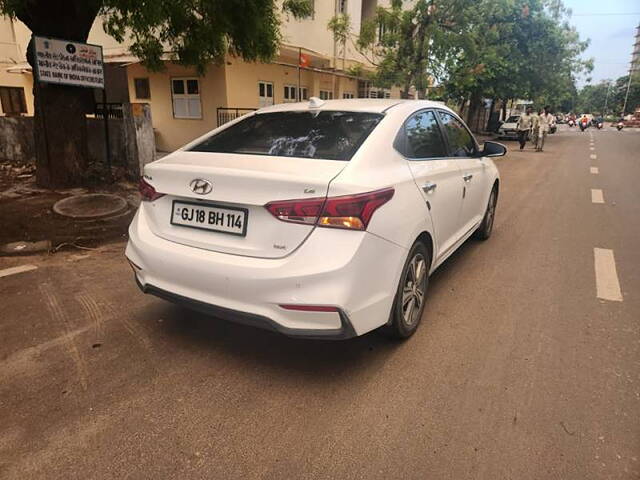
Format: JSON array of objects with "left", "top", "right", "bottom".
[
  {"left": 217, "top": 107, "right": 256, "bottom": 126},
  {"left": 94, "top": 102, "right": 124, "bottom": 119}
]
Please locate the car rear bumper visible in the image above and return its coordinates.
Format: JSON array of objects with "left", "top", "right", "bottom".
[
  {"left": 134, "top": 277, "right": 357, "bottom": 340},
  {"left": 126, "top": 207, "right": 408, "bottom": 338}
]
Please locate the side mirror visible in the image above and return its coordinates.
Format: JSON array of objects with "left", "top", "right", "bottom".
[{"left": 481, "top": 141, "right": 507, "bottom": 158}]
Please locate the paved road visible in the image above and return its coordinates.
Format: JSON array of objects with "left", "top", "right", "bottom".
[{"left": 1, "top": 126, "right": 638, "bottom": 479}]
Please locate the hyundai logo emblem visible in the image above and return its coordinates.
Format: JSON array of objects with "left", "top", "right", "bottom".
[{"left": 190, "top": 178, "right": 213, "bottom": 195}]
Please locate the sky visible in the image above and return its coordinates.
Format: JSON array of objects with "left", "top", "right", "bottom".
[{"left": 562, "top": 0, "right": 640, "bottom": 87}]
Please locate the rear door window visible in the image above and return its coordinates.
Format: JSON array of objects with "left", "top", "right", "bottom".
[
  {"left": 437, "top": 111, "right": 477, "bottom": 157},
  {"left": 403, "top": 110, "right": 448, "bottom": 159},
  {"left": 190, "top": 111, "right": 383, "bottom": 161}
]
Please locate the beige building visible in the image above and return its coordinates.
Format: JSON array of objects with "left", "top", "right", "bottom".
[{"left": 1, "top": 0, "right": 401, "bottom": 152}]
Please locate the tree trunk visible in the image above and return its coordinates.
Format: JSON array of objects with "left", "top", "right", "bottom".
[
  {"left": 33, "top": 81, "right": 92, "bottom": 187},
  {"left": 466, "top": 91, "right": 482, "bottom": 131},
  {"left": 18, "top": 0, "right": 101, "bottom": 188},
  {"left": 486, "top": 98, "right": 496, "bottom": 132}
]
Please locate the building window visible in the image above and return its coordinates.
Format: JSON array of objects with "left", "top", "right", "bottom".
[
  {"left": 342, "top": 92, "right": 355, "bottom": 99},
  {"left": 134, "top": 78, "right": 150, "bottom": 99},
  {"left": 259, "top": 81, "right": 274, "bottom": 107},
  {"left": 284, "top": 85, "right": 309, "bottom": 102},
  {"left": 284, "top": 85, "right": 296, "bottom": 102},
  {"left": 0, "top": 86, "right": 27, "bottom": 115},
  {"left": 319, "top": 90, "right": 334, "bottom": 100},
  {"left": 171, "top": 78, "right": 201, "bottom": 119},
  {"left": 365, "top": 88, "right": 391, "bottom": 99},
  {"left": 338, "top": 0, "right": 348, "bottom": 14}
]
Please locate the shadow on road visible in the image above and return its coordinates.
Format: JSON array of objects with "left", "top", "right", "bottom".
[
  {"left": 140, "top": 300, "right": 401, "bottom": 378},
  {"left": 128, "top": 235, "right": 486, "bottom": 380}
]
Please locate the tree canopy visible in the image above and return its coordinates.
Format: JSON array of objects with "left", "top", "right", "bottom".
[{"left": 333, "top": 0, "right": 591, "bottom": 117}]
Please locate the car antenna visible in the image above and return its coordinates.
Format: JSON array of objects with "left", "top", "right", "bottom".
[{"left": 308, "top": 97, "right": 325, "bottom": 109}]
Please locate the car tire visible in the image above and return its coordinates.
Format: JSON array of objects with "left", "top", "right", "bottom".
[
  {"left": 474, "top": 185, "right": 498, "bottom": 241},
  {"left": 384, "top": 241, "right": 431, "bottom": 339}
]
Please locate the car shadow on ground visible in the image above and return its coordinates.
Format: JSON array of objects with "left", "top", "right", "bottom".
[
  {"left": 135, "top": 234, "right": 485, "bottom": 378},
  {"left": 151, "top": 301, "right": 401, "bottom": 377}
]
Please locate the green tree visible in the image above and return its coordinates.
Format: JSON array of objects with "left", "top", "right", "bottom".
[
  {"left": 575, "top": 75, "right": 640, "bottom": 117},
  {"left": 353, "top": 0, "right": 475, "bottom": 98},
  {"left": 0, "top": 0, "right": 312, "bottom": 188},
  {"left": 575, "top": 81, "right": 611, "bottom": 114},
  {"left": 444, "top": 0, "right": 590, "bottom": 125}
]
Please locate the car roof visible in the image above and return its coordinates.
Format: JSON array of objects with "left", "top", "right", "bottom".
[{"left": 256, "top": 98, "right": 449, "bottom": 114}]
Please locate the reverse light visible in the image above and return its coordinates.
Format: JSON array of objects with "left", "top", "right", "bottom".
[
  {"left": 139, "top": 177, "right": 164, "bottom": 202},
  {"left": 265, "top": 187, "right": 394, "bottom": 231}
]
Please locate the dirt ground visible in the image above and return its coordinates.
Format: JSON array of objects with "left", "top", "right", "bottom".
[{"left": 0, "top": 162, "right": 138, "bottom": 251}]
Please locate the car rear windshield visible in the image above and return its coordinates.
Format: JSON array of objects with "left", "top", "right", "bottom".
[{"left": 189, "top": 111, "right": 384, "bottom": 161}]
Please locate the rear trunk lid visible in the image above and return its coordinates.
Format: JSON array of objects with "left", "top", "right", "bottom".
[{"left": 143, "top": 151, "right": 346, "bottom": 258}]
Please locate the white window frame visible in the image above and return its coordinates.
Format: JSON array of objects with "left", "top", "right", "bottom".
[
  {"left": 258, "top": 81, "right": 274, "bottom": 107},
  {"left": 319, "top": 90, "right": 334, "bottom": 100},
  {"left": 283, "top": 85, "right": 297, "bottom": 102},
  {"left": 171, "top": 77, "right": 202, "bottom": 119},
  {"left": 366, "top": 88, "right": 391, "bottom": 99},
  {"left": 342, "top": 92, "right": 355, "bottom": 99},
  {"left": 284, "top": 85, "right": 309, "bottom": 102}
]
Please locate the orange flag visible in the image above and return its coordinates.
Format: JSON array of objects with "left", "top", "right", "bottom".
[{"left": 299, "top": 53, "right": 310, "bottom": 68}]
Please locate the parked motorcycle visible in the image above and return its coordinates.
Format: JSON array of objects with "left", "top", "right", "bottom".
[
  {"left": 616, "top": 122, "right": 624, "bottom": 131},
  {"left": 568, "top": 119, "right": 575, "bottom": 127}
]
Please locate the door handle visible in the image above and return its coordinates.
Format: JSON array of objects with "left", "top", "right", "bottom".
[
  {"left": 421, "top": 182, "right": 437, "bottom": 193},
  {"left": 463, "top": 173, "right": 473, "bottom": 182}
]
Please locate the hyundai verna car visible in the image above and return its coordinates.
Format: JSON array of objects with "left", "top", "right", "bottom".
[{"left": 126, "top": 99, "right": 504, "bottom": 339}]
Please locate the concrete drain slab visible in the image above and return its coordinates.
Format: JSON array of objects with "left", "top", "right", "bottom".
[{"left": 53, "top": 193, "right": 128, "bottom": 220}]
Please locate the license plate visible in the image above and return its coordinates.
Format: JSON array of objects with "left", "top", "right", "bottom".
[{"left": 171, "top": 201, "right": 248, "bottom": 236}]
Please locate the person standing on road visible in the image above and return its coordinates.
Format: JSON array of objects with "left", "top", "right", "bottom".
[
  {"left": 530, "top": 109, "right": 542, "bottom": 150},
  {"left": 536, "top": 106, "right": 553, "bottom": 152},
  {"left": 516, "top": 107, "right": 535, "bottom": 150}
]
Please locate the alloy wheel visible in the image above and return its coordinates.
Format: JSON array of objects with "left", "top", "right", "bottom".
[
  {"left": 485, "top": 190, "right": 496, "bottom": 233},
  {"left": 401, "top": 253, "right": 427, "bottom": 327}
]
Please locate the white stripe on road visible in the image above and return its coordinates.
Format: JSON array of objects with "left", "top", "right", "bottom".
[
  {"left": 591, "top": 189, "right": 605, "bottom": 204},
  {"left": 594, "top": 248, "right": 623, "bottom": 302},
  {"left": 590, "top": 167, "right": 599, "bottom": 174},
  {"left": 590, "top": 154, "right": 597, "bottom": 159},
  {"left": 590, "top": 147, "right": 595, "bottom": 151},
  {"left": 0, "top": 264, "right": 38, "bottom": 278}
]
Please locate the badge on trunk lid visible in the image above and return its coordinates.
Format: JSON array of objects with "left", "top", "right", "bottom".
[{"left": 190, "top": 178, "right": 213, "bottom": 195}]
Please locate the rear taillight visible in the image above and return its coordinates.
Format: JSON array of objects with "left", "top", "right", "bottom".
[
  {"left": 139, "top": 177, "right": 164, "bottom": 202},
  {"left": 265, "top": 187, "right": 394, "bottom": 231},
  {"left": 264, "top": 197, "right": 325, "bottom": 225}
]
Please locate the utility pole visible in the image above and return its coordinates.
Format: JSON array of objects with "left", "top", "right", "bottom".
[
  {"left": 622, "top": 73, "right": 633, "bottom": 116},
  {"left": 603, "top": 80, "right": 611, "bottom": 116}
]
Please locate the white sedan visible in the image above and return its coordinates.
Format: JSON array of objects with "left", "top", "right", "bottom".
[{"left": 126, "top": 99, "right": 503, "bottom": 339}]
